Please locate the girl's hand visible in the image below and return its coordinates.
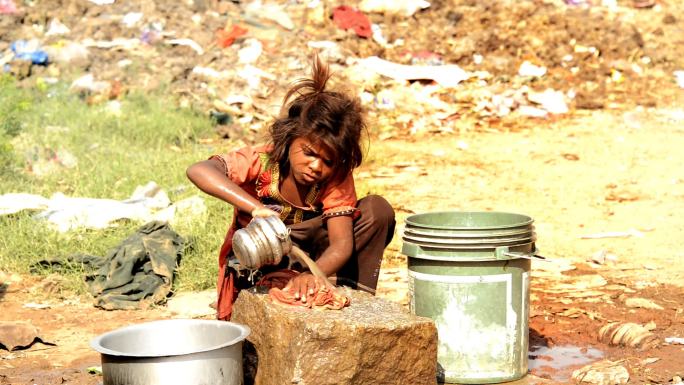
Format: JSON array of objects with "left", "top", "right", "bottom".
[
  {"left": 251, "top": 207, "right": 279, "bottom": 218},
  {"left": 283, "top": 272, "right": 327, "bottom": 303}
]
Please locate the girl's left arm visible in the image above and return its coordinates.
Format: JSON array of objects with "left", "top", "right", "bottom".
[
  {"left": 316, "top": 215, "right": 354, "bottom": 275},
  {"left": 284, "top": 215, "right": 353, "bottom": 301}
]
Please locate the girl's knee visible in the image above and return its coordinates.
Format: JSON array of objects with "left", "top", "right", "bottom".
[{"left": 360, "top": 195, "right": 395, "bottom": 223}]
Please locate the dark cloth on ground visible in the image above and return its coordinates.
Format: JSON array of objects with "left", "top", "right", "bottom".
[{"left": 31, "top": 221, "right": 184, "bottom": 310}]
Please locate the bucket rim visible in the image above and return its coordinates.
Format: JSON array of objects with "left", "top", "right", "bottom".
[
  {"left": 405, "top": 211, "right": 533, "bottom": 230},
  {"left": 402, "top": 234, "right": 535, "bottom": 246},
  {"left": 403, "top": 226, "right": 533, "bottom": 238}
]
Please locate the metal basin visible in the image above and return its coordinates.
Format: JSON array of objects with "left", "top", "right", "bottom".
[{"left": 90, "top": 319, "right": 250, "bottom": 385}]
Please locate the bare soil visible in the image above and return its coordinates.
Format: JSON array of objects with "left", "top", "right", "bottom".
[
  {"left": 2, "top": 0, "right": 684, "bottom": 384},
  {"left": 4, "top": 106, "right": 684, "bottom": 384}
]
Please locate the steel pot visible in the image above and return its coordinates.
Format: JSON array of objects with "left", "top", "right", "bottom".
[
  {"left": 90, "top": 319, "right": 250, "bottom": 385},
  {"left": 232, "top": 215, "right": 292, "bottom": 269}
]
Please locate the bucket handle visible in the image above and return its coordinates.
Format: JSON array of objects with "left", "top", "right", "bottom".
[{"left": 495, "top": 246, "right": 547, "bottom": 261}]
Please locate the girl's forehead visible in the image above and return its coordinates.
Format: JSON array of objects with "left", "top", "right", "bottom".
[{"left": 295, "top": 136, "right": 334, "bottom": 158}]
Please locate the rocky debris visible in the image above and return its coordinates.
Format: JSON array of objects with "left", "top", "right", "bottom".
[
  {"left": 572, "top": 360, "right": 630, "bottom": 385},
  {"left": 0, "top": 321, "right": 53, "bottom": 351},
  {"left": 232, "top": 287, "right": 438, "bottom": 385},
  {"left": 1, "top": 0, "right": 684, "bottom": 138},
  {"left": 598, "top": 322, "right": 660, "bottom": 350},
  {"left": 623, "top": 297, "right": 664, "bottom": 310}
]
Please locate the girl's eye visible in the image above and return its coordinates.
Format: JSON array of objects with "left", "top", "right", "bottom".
[{"left": 323, "top": 159, "right": 333, "bottom": 167}]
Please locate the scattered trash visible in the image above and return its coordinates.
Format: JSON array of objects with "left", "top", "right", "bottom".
[
  {"left": 664, "top": 337, "right": 684, "bottom": 345},
  {"left": 10, "top": 40, "right": 49, "bottom": 65},
  {"left": 0, "top": 193, "right": 50, "bottom": 215},
  {"left": 122, "top": 12, "right": 143, "bottom": 28},
  {"left": 22, "top": 303, "right": 51, "bottom": 310},
  {"left": 44, "top": 41, "right": 89, "bottom": 64},
  {"left": 45, "top": 19, "right": 71, "bottom": 36},
  {"left": 675, "top": 71, "right": 684, "bottom": 89},
  {"left": 356, "top": 56, "right": 469, "bottom": 87},
  {"left": 589, "top": 250, "right": 618, "bottom": 265},
  {"left": 598, "top": 322, "right": 660, "bottom": 350},
  {"left": 215, "top": 25, "right": 248, "bottom": 48},
  {"left": 527, "top": 89, "right": 569, "bottom": 114},
  {"left": 518, "top": 61, "right": 547, "bottom": 77},
  {"left": 307, "top": 41, "right": 346, "bottom": 63},
  {"left": 572, "top": 360, "right": 629, "bottom": 385},
  {"left": 244, "top": 0, "right": 294, "bottom": 30},
  {"left": 371, "top": 24, "right": 402, "bottom": 48},
  {"left": 332, "top": 6, "right": 372, "bottom": 38},
  {"left": 0, "top": 181, "right": 173, "bottom": 232},
  {"left": 359, "top": 0, "right": 431, "bottom": 17},
  {"left": 640, "top": 357, "right": 660, "bottom": 365},
  {"left": 166, "top": 38, "right": 204, "bottom": 55},
  {"left": 624, "top": 297, "right": 664, "bottom": 310},
  {"left": 238, "top": 39, "right": 263, "bottom": 64},
  {"left": 0, "top": 0, "right": 17, "bottom": 14}
]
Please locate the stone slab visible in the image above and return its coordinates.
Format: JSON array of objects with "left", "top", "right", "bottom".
[{"left": 233, "top": 287, "right": 438, "bottom": 385}]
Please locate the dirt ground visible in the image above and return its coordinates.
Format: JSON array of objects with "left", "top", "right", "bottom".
[
  {"left": 3, "top": 105, "right": 684, "bottom": 384},
  {"left": 2, "top": 0, "right": 684, "bottom": 384}
]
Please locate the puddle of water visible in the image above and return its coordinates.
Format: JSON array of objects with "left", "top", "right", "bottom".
[{"left": 528, "top": 345, "right": 604, "bottom": 382}]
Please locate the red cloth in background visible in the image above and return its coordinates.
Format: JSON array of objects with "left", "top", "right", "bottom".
[{"left": 332, "top": 6, "right": 372, "bottom": 38}]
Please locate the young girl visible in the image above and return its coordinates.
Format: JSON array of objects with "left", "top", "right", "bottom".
[{"left": 186, "top": 56, "right": 396, "bottom": 320}]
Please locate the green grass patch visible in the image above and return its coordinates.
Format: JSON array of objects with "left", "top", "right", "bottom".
[{"left": 0, "top": 78, "right": 231, "bottom": 295}]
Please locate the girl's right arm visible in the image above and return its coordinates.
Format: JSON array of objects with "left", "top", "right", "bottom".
[{"left": 186, "top": 159, "right": 272, "bottom": 217}]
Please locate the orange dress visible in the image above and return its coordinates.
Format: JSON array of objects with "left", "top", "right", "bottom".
[{"left": 210, "top": 145, "right": 359, "bottom": 320}]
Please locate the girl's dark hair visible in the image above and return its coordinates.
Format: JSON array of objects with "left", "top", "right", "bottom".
[{"left": 268, "top": 55, "right": 365, "bottom": 184}]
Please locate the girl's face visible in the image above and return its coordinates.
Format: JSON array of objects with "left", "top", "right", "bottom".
[{"left": 288, "top": 137, "right": 334, "bottom": 186}]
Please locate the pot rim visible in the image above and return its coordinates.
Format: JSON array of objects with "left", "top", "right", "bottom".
[{"left": 90, "top": 319, "right": 250, "bottom": 357}]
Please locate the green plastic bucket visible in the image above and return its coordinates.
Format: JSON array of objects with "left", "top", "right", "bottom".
[{"left": 402, "top": 211, "right": 535, "bottom": 384}]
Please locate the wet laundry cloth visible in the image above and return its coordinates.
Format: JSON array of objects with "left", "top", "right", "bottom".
[
  {"left": 257, "top": 269, "right": 351, "bottom": 310},
  {"left": 33, "top": 221, "right": 184, "bottom": 310}
]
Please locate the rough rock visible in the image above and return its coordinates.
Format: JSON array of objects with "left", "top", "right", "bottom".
[
  {"left": 572, "top": 360, "right": 629, "bottom": 385},
  {"left": 232, "top": 288, "right": 437, "bottom": 385}
]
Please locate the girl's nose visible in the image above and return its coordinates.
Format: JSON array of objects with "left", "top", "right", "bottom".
[{"left": 309, "top": 158, "right": 322, "bottom": 172}]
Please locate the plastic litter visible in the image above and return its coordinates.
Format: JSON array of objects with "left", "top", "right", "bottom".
[
  {"left": 244, "top": 0, "right": 294, "bottom": 30},
  {"left": 238, "top": 39, "right": 263, "bottom": 64},
  {"left": 518, "top": 61, "right": 547, "bottom": 77},
  {"left": 665, "top": 337, "right": 684, "bottom": 345},
  {"left": 356, "top": 56, "right": 469, "bottom": 88},
  {"left": 0, "top": 0, "right": 17, "bottom": 14},
  {"left": 215, "top": 25, "right": 248, "bottom": 48},
  {"left": 45, "top": 41, "right": 89, "bottom": 63},
  {"left": 122, "top": 12, "right": 143, "bottom": 28},
  {"left": 332, "top": 6, "right": 372, "bottom": 38},
  {"left": 675, "top": 71, "right": 684, "bottom": 89},
  {"left": 45, "top": 19, "right": 71, "bottom": 36},
  {"left": 166, "top": 38, "right": 204, "bottom": 55},
  {"left": 11, "top": 40, "right": 49, "bottom": 65},
  {"left": 359, "top": 0, "right": 430, "bottom": 17},
  {"left": 527, "top": 89, "right": 569, "bottom": 114}
]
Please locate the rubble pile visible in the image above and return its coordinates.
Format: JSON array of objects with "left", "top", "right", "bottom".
[{"left": 1, "top": 0, "right": 683, "bottom": 137}]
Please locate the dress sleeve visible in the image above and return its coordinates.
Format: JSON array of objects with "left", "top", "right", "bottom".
[
  {"left": 208, "top": 145, "right": 265, "bottom": 185},
  {"left": 319, "top": 173, "right": 359, "bottom": 219}
]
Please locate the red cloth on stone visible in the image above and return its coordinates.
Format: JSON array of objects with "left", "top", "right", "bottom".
[{"left": 258, "top": 270, "right": 351, "bottom": 310}]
